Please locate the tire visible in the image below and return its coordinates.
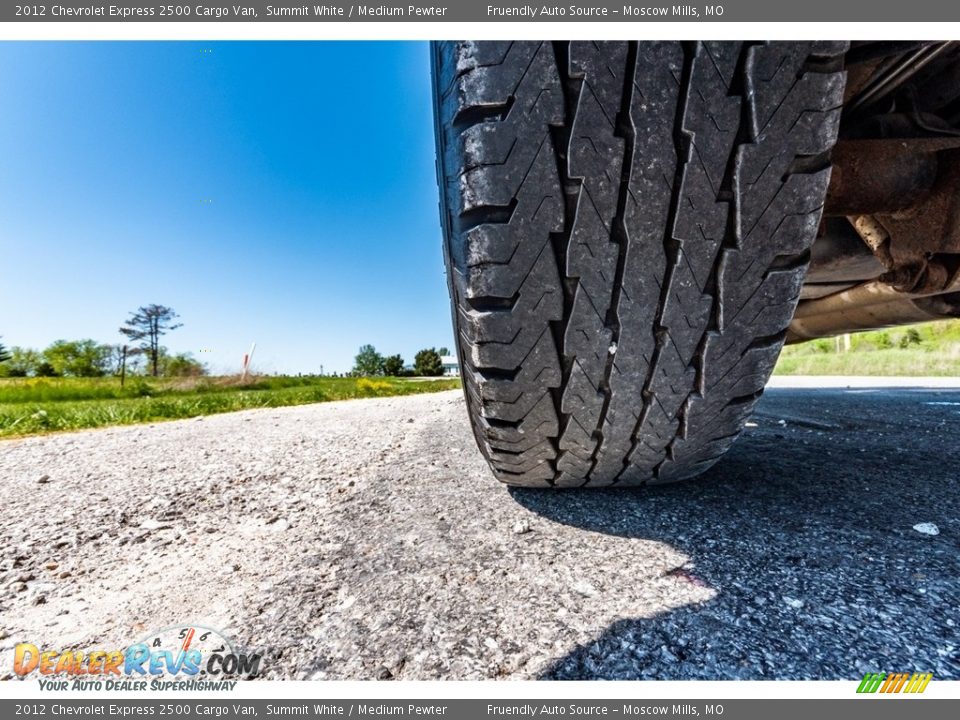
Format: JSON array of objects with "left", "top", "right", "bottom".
[{"left": 432, "top": 41, "right": 847, "bottom": 487}]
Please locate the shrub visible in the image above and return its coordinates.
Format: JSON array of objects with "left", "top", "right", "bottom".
[
  {"left": 160, "top": 352, "right": 207, "bottom": 377},
  {"left": 356, "top": 378, "right": 392, "bottom": 395},
  {"left": 899, "top": 328, "right": 922, "bottom": 349},
  {"left": 35, "top": 362, "right": 59, "bottom": 377},
  {"left": 383, "top": 354, "right": 405, "bottom": 376}
]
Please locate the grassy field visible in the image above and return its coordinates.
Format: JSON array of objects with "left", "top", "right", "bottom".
[
  {"left": 5, "top": 319, "right": 956, "bottom": 438},
  {"left": 775, "top": 319, "right": 960, "bottom": 376},
  {"left": 0, "top": 375, "right": 461, "bottom": 438}
]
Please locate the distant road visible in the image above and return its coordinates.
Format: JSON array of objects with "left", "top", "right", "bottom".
[{"left": 769, "top": 374, "right": 960, "bottom": 388}]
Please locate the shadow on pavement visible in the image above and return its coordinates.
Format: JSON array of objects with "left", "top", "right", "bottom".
[{"left": 510, "top": 388, "right": 960, "bottom": 680}]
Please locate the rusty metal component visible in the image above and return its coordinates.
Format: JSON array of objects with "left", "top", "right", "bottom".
[
  {"left": 826, "top": 140, "right": 939, "bottom": 216},
  {"left": 800, "top": 282, "right": 859, "bottom": 301},
  {"left": 885, "top": 260, "right": 952, "bottom": 294},
  {"left": 804, "top": 218, "right": 887, "bottom": 293},
  {"left": 827, "top": 145, "right": 960, "bottom": 271},
  {"left": 797, "top": 39, "right": 960, "bottom": 344},
  {"left": 800, "top": 141, "right": 960, "bottom": 341},
  {"left": 876, "top": 149, "right": 960, "bottom": 267},
  {"left": 849, "top": 214, "right": 890, "bottom": 254},
  {"left": 788, "top": 264, "right": 960, "bottom": 342},
  {"left": 787, "top": 294, "right": 957, "bottom": 342}
]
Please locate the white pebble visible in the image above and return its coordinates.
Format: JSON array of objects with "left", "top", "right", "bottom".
[
  {"left": 512, "top": 520, "right": 531, "bottom": 535},
  {"left": 573, "top": 580, "right": 598, "bottom": 597}
]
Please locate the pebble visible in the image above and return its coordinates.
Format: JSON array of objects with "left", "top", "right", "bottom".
[
  {"left": 912, "top": 523, "right": 940, "bottom": 536},
  {"left": 512, "top": 519, "right": 531, "bottom": 535},
  {"left": 139, "top": 519, "right": 168, "bottom": 531},
  {"left": 37, "top": 475, "right": 50, "bottom": 484},
  {"left": 573, "top": 580, "right": 598, "bottom": 597},
  {"left": 783, "top": 597, "right": 805, "bottom": 609}
]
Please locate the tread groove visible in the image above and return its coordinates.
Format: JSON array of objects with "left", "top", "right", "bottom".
[
  {"left": 617, "top": 41, "right": 697, "bottom": 484},
  {"left": 586, "top": 41, "right": 639, "bottom": 483},
  {"left": 543, "top": 40, "right": 586, "bottom": 486}
]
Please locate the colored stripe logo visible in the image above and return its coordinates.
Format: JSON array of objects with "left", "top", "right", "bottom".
[{"left": 857, "top": 672, "right": 933, "bottom": 693}]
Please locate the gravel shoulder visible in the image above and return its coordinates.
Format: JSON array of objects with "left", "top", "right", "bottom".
[{"left": 1, "top": 387, "right": 957, "bottom": 680}]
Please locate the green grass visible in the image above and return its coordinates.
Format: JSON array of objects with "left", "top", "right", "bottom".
[
  {"left": 0, "top": 375, "right": 461, "bottom": 438},
  {"left": 775, "top": 319, "right": 960, "bottom": 376}
]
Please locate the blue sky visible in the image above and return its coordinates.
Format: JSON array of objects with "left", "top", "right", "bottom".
[{"left": 0, "top": 41, "right": 452, "bottom": 374}]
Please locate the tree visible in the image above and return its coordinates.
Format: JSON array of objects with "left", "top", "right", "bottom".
[
  {"left": 383, "top": 354, "right": 405, "bottom": 376},
  {"left": 437, "top": 347, "right": 450, "bottom": 356},
  {"left": 352, "top": 344, "right": 384, "bottom": 376},
  {"left": 120, "top": 304, "right": 183, "bottom": 377},
  {"left": 414, "top": 347, "right": 444, "bottom": 377},
  {"left": 43, "top": 339, "right": 112, "bottom": 377},
  {"left": 160, "top": 351, "right": 207, "bottom": 377},
  {"left": 0, "top": 339, "right": 21, "bottom": 377},
  {"left": 4, "top": 347, "right": 42, "bottom": 377},
  {"left": 106, "top": 344, "right": 128, "bottom": 376}
]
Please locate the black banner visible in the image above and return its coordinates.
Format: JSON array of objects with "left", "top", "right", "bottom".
[
  {"left": 3, "top": 1, "right": 960, "bottom": 22},
  {"left": 2, "top": 699, "right": 958, "bottom": 720}
]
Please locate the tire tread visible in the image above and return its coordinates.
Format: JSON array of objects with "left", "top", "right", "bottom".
[{"left": 433, "top": 41, "right": 846, "bottom": 487}]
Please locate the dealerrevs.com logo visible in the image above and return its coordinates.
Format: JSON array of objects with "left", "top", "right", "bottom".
[{"left": 13, "top": 625, "right": 263, "bottom": 691}]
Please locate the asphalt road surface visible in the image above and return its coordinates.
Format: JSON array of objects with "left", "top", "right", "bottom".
[{"left": 1, "top": 381, "right": 957, "bottom": 680}]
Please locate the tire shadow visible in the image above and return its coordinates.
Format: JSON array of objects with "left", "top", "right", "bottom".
[{"left": 509, "top": 388, "right": 960, "bottom": 680}]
